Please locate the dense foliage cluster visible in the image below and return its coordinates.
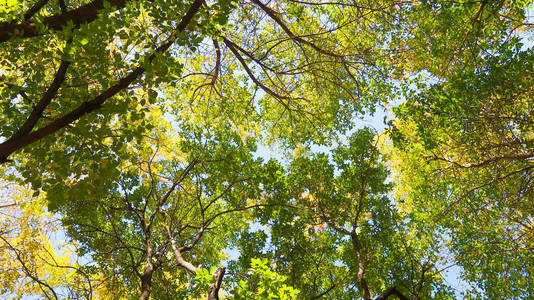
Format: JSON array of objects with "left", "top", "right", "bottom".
[{"left": 0, "top": 0, "right": 532, "bottom": 299}]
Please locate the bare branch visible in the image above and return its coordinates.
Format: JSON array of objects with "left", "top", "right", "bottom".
[
  {"left": 223, "top": 37, "right": 293, "bottom": 112},
  {"left": 251, "top": 0, "right": 344, "bottom": 58},
  {"left": 163, "top": 220, "right": 198, "bottom": 274},
  {"left": 438, "top": 164, "right": 534, "bottom": 218}
]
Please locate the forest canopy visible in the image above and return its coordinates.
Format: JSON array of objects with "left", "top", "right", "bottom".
[{"left": 0, "top": 0, "right": 533, "bottom": 299}]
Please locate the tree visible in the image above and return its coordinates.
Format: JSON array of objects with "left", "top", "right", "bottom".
[
  {"left": 1, "top": 0, "right": 533, "bottom": 299},
  {"left": 0, "top": 0, "right": 527, "bottom": 165},
  {"left": 233, "top": 128, "right": 455, "bottom": 299},
  {"left": 54, "top": 117, "right": 271, "bottom": 299},
  {"left": 388, "top": 45, "right": 534, "bottom": 298},
  {"left": 0, "top": 180, "right": 102, "bottom": 299}
]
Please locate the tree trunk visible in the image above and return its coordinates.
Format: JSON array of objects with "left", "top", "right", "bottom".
[
  {"left": 139, "top": 261, "right": 154, "bottom": 300},
  {"left": 207, "top": 267, "right": 226, "bottom": 300},
  {"left": 351, "top": 231, "right": 370, "bottom": 300}
]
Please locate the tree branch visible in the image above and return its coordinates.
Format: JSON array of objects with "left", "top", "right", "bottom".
[
  {"left": 438, "top": 164, "right": 534, "bottom": 218},
  {"left": 310, "top": 282, "right": 337, "bottom": 299},
  {"left": 8, "top": 57, "right": 70, "bottom": 142},
  {"left": 222, "top": 37, "right": 293, "bottom": 112},
  {"left": 24, "top": 0, "right": 50, "bottom": 19},
  {"left": 0, "top": 0, "right": 134, "bottom": 43},
  {"left": 251, "top": 0, "right": 343, "bottom": 58},
  {"left": 425, "top": 151, "right": 534, "bottom": 168},
  {"left": 350, "top": 230, "right": 370, "bottom": 300},
  {"left": 374, "top": 286, "right": 409, "bottom": 300},
  {"left": 0, "top": 235, "right": 59, "bottom": 300},
  {"left": 163, "top": 221, "right": 198, "bottom": 274}
]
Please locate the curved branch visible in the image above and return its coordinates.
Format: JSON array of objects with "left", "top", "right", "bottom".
[
  {"left": 374, "top": 286, "right": 409, "bottom": 300},
  {"left": 40, "top": 245, "right": 94, "bottom": 299},
  {"left": 163, "top": 221, "right": 198, "bottom": 274},
  {"left": 8, "top": 53, "right": 70, "bottom": 142},
  {"left": 0, "top": 235, "right": 59, "bottom": 300},
  {"left": 24, "top": 0, "right": 50, "bottom": 19},
  {"left": 251, "top": 0, "right": 343, "bottom": 58},
  {"left": 222, "top": 37, "right": 293, "bottom": 112}
]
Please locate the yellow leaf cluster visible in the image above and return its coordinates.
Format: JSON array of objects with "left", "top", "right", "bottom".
[{"left": 0, "top": 181, "right": 109, "bottom": 298}]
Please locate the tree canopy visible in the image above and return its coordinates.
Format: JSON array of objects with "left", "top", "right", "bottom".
[{"left": 0, "top": 0, "right": 532, "bottom": 299}]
